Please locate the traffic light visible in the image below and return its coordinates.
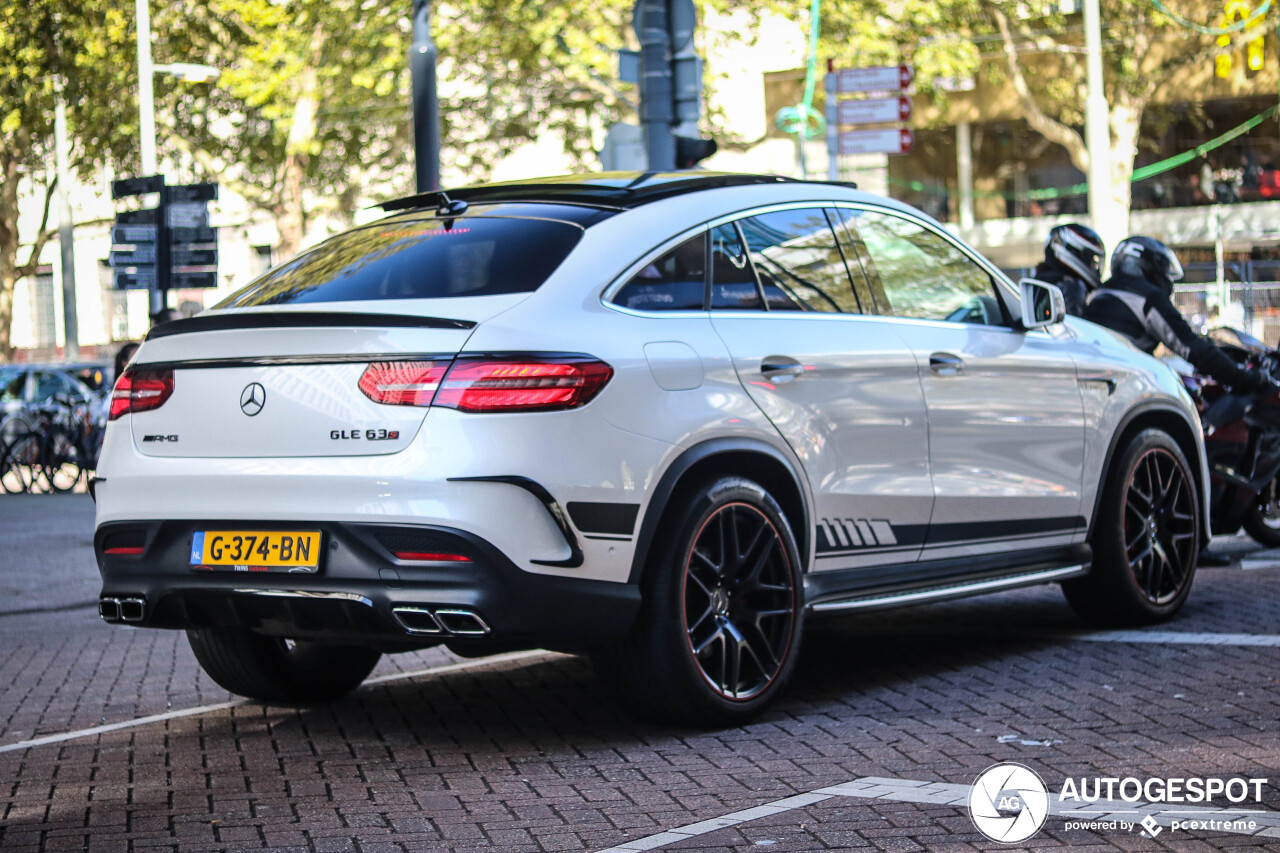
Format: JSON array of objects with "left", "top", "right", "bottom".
[{"left": 675, "top": 136, "right": 718, "bottom": 169}]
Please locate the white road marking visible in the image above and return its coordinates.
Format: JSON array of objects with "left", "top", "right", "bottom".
[
  {"left": 594, "top": 775, "right": 1280, "bottom": 852},
  {"left": 1058, "top": 630, "right": 1280, "bottom": 647},
  {"left": 1240, "top": 559, "right": 1280, "bottom": 571},
  {"left": 0, "top": 649, "right": 552, "bottom": 755}
]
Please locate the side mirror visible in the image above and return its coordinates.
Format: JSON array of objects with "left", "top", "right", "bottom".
[{"left": 1019, "top": 278, "right": 1066, "bottom": 329}]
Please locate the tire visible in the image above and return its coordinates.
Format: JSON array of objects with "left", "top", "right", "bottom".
[
  {"left": 187, "top": 627, "right": 381, "bottom": 704},
  {"left": 1242, "top": 473, "right": 1280, "bottom": 547},
  {"left": 1064, "top": 429, "right": 1200, "bottom": 625},
  {"left": 598, "top": 477, "right": 804, "bottom": 726},
  {"left": 0, "top": 432, "right": 42, "bottom": 494},
  {"left": 39, "top": 426, "right": 85, "bottom": 493}
]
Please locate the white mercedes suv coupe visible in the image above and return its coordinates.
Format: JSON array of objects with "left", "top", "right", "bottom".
[{"left": 94, "top": 172, "right": 1208, "bottom": 724}]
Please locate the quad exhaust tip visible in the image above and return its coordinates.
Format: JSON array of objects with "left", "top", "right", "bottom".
[
  {"left": 392, "top": 606, "right": 490, "bottom": 636},
  {"left": 99, "top": 596, "right": 146, "bottom": 623}
]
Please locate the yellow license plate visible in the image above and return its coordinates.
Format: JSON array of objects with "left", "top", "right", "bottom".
[{"left": 190, "top": 530, "right": 322, "bottom": 572}]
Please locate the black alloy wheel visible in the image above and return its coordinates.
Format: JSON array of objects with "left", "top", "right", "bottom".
[
  {"left": 1121, "top": 446, "right": 1198, "bottom": 605},
  {"left": 596, "top": 477, "right": 804, "bottom": 726},
  {"left": 1064, "top": 429, "right": 1199, "bottom": 625},
  {"left": 682, "top": 501, "right": 797, "bottom": 701}
]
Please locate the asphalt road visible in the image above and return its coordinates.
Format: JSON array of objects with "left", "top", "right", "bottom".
[{"left": 3, "top": 495, "right": 1280, "bottom": 851}]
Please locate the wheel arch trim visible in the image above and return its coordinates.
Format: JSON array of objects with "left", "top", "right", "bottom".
[
  {"left": 1089, "top": 401, "right": 1209, "bottom": 542},
  {"left": 627, "top": 438, "right": 812, "bottom": 585}
]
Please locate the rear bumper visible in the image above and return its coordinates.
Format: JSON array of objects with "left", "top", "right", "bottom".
[{"left": 95, "top": 519, "right": 640, "bottom": 652}]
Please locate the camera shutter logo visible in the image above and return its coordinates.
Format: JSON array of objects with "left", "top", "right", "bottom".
[
  {"left": 969, "top": 763, "right": 1049, "bottom": 843},
  {"left": 240, "top": 383, "right": 266, "bottom": 417}
]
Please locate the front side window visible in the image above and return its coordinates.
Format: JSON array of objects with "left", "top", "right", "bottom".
[
  {"left": 612, "top": 232, "right": 706, "bottom": 311},
  {"left": 219, "top": 216, "right": 583, "bottom": 307},
  {"left": 736, "top": 208, "right": 858, "bottom": 313},
  {"left": 845, "top": 210, "right": 1002, "bottom": 324}
]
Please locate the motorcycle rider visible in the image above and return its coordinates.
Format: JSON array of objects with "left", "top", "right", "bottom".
[
  {"left": 1084, "top": 235, "right": 1275, "bottom": 391},
  {"left": 1034, "top": 223, "right": 1106, "bottom": 317}
]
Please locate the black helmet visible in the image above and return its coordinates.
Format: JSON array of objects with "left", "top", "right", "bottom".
[
  {"left": 1110, "top": 235, "right": 1184, "bottom": 295},
  {"left": 1045, "top": 223, "right": 1105, "bottom": 290}
]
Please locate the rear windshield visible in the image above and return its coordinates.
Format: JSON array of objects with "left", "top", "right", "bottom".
[{"left": 217, "top": 216, "right": 583, "bottom": 307}]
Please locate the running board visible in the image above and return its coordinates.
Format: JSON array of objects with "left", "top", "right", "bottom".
[{"left": 808, "top": 564, "right": 1088, "bottom": 614}]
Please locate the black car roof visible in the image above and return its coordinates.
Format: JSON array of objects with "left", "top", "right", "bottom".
[{"left": 380, "top": 172, "right": 856, "bottom": 214}]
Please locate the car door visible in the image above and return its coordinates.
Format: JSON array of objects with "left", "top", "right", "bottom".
[
  {"left": 835, "top": 206, "right": 1088, "bottom": 560},
  {"left": 708, "top": 206, "right": 933, "bottom": 570}
]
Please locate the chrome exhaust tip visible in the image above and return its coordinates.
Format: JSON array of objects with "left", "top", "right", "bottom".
[
  {"left": 434, "top": 609, "right": 491, "bottom": 636},
  {"left": 391, "top": 607, "right": 444, "bottom": 635},
  {"left": 119, "top": 597, "right": 146, "bottom": 622},
  {"left": 98, "top": 597, "right": 121, "bottom": 622}
]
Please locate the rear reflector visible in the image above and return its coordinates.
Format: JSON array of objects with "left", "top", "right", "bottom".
[
  {"left": 109, "top": 368, "right": 175, "bottom": 421},
  {"left": 104, "top": 547, "right": 145, "bottom": 556},
  {"left": 392, "top": 551, "right": 473, "bottom": 562},
  {"left": 359, "top": 356, "right": 612, "bottom": 413}
]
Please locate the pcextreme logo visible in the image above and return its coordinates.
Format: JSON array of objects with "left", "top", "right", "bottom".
[{"left": 969, "top": 763, "right": 1049, "bottom": 843}]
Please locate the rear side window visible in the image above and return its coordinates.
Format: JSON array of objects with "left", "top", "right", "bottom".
[
  {"left": 218, "top": 216, "right": 583, "bottom": 307},
  {"left": 612, "top": 233, "right": 706, "bottom": 311},
  {"left": 736, "top": 208, "right": 858, "bottom": 313}
]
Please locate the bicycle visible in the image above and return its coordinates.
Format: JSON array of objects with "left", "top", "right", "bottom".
[{"left": 0, "top": 395, "right": 97, "bottom": 493}]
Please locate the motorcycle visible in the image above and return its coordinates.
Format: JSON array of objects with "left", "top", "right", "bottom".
[{"left": 1173, "top": 327, "right": 1280, "bottom": 547}]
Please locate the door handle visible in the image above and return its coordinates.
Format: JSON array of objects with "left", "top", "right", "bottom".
[
  {"left": 760, "top": 356, "right": 804, "bottom": 378},
  {"left": 929, "top": 352, "right": 965, "bottom": 377}
]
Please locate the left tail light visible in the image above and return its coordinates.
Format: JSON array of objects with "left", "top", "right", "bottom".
[
  {"left": 109, "top": 367, "right": 175, "bottom": 421},
  {"left": 359, "top": 356, "right": 613, "bottom": 413}
]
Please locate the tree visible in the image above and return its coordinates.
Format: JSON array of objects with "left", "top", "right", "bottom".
[
  {"left": 811, "top": 0, "right": 1267, "bottom": 236},
  {"left": 153, "top": 0, "right": 644, "bottom": 261},
  {"left": 0, "top": 0, "right": 137, "bottom": 358}
]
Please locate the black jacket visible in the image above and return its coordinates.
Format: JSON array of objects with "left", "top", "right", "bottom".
[
  {"left": 1084, "top": 271, "right": 1253, "bottom": 387},
  {"left": 1032, "top": 262, "right": 1089, "bottom": 318}
]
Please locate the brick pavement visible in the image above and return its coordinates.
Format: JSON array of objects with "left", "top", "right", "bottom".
[{"left": 2, "top": 498, "right": 1280, "bottom": 851}]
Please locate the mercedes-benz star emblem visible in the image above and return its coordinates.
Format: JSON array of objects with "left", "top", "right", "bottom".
[{"left": 239, "top": 383, "right": 266, "bottom": 417}]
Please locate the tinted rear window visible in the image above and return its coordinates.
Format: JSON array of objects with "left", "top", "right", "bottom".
[{"left": 218, "top": 216, "right": 583, "bottom": 308}]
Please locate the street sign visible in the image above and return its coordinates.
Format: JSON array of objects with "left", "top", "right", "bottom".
[
  {"left": 633, "top": 0, "right": 695, "bottom": 50},
  {"left": 108, "top": 246, "right": 157, "bottom": 267},
  {"left": 111, "top": 224, "right": 158, "bottom": 245},
  {"left": 112, "top": 270, "right": 157, "bottom": 290},
  {"left": 168, "top": 182, "right": 218, "bottom": 204},
  {"left": 837, "top": 127, "right": 915, "bottom": 155},
  {"left": 170, "top": 225, "right": 217, "bottom": 245},
  {"left": 171, "top": 271, "right": 218, "bottom": 288},
  {"left": 111, "top": 174, "right": 165, "bottom": 199},
  {"left": 837, "top": 96, "right": 912, "bottom": 126},
  {"left": 172, "top": 248, "right": 218, "bottom": 268},
  {"left": 828, "top": 64, "right": 914, "bottom": 94},
  {"left": 116, "top": 207, "right": 159, "bottom": 225},
  {"left": 167, "top": 202, "right": 209, "bottom": 228}
]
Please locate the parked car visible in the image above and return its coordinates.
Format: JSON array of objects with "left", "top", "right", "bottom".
[
  {"left": 93, "top": 172, "right": 1208, "bottom": 724},
  {"left": 0, "top": 363, "right": 99, "bottom": 443}
]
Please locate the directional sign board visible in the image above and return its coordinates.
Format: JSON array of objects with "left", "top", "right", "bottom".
[
  {"left": 837, "top": 96, "right": 912, "bottom": 126},
  {"left": 111, "top": 224, "right": 158, "bottom": 245},
  {"left": 170, "top": 225, "right": 216, "bottom": 244},
  {"left": 168, "top": 182, "right": 218, "bottom": 204},
  {"left": 115, "top": 207, "right": 159, "bottom": 225},
  {"left": 108, "top": 246, "right": 158, "bottom": 267},
  {"left": 112, "top": 270, "right": 157, "bottom": 291},
  {"left": 828, "top": 64, "right": 914, "bottom": 94},
  {"left": 172, "top": 272, "right": 217, "bottom": 289},
  {"left": 167, "top": 202, "right": 210, "bottom": 228},
  {"left": 838, "top": 127, "right": 915, "bottom": 155},
  {"left": 111, "top": 174, "right": 165, "bottom": 200},
  {"left": 172, "top": 248, "right": 218, "bottom": 268}
]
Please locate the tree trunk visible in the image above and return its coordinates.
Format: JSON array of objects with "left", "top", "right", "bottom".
[
  {"left": 0, "top": 147, "right": 22, "bottom": 360},
  {"left": 1102, "top": 98, "right": 1144, "bottom": 243},
  {"left": 273, "top": 31, "right": 323, "bottom": 261}
]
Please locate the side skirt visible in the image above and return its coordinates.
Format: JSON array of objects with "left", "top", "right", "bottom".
[{"left": 804, "top": 544, "right": 1090, "bottom": 614}]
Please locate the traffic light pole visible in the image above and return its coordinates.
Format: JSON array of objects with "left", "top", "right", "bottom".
[
  {"left": 410, "top": 0, "right": 441, "bottom": 193},
  {"left": 638, "top": 0, "right": 676, "bottom": 170}
]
